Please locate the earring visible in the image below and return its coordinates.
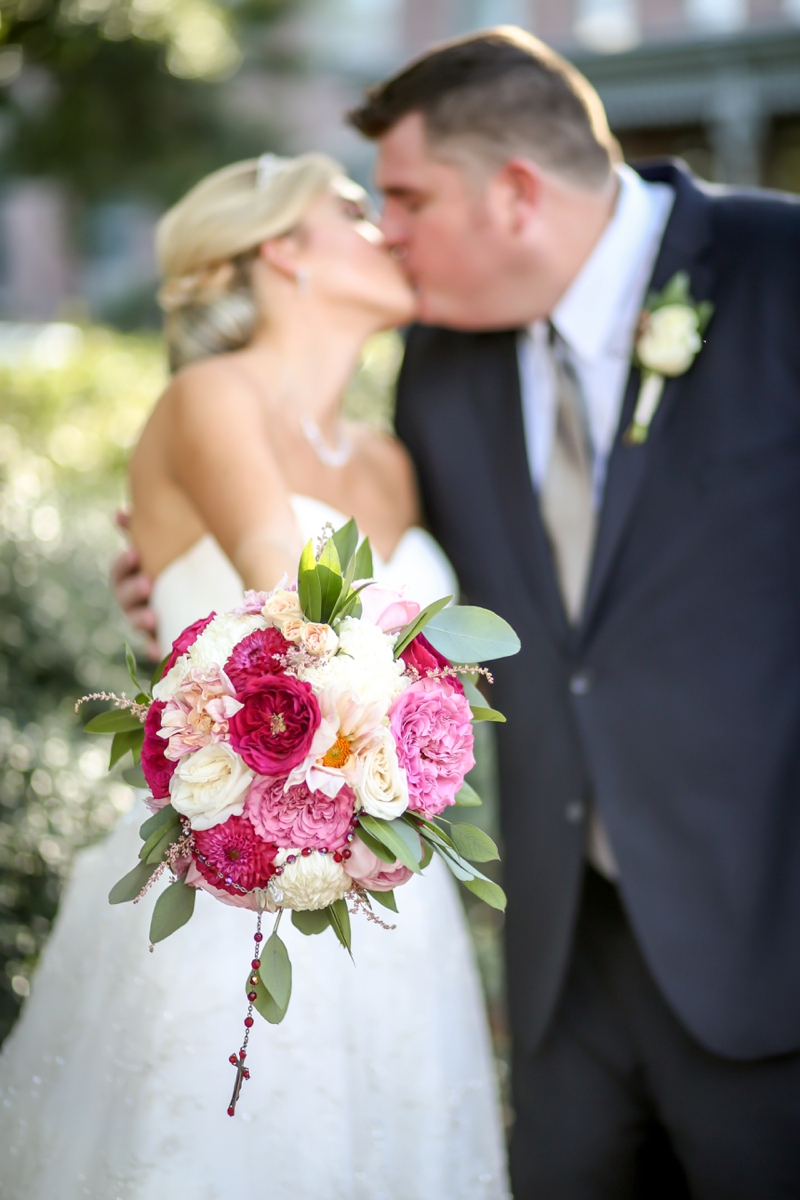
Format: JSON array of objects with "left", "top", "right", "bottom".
[{"left": 296, "top": 267, "right": 310, "bottom": 293}]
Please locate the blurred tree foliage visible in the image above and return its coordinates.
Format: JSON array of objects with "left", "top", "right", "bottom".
[{"left": 0, "top": 0, "right": 290, "bottom": 205}]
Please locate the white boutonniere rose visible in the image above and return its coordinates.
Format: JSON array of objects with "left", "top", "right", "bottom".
[{"left": 625, "top": 271, "right": 713, "bottom": 445}]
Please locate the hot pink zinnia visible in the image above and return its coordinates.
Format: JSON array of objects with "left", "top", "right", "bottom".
[
  {"left": 389, "top": 678, "right": 475, "bottom": 816},
  {"left": 400, "top": 632, "right": 463, "bottom": 694},
  {"left": 163, "top": 612, "right": 215, "bottom": 672},
  {"left": 229, "top": 674, "right": 321, "bottom": 775},
  {"left": 225, "top": 627, "right": 290, "bottom": 693},
  {"left": 246, "top": 776, "right": 355, "bottom": 851},
  {"left": 192, "top": 814, "right": 277, "bottom": 897},
  {"left": 141, "top": 700, "right": 175, "bottom": 800}
]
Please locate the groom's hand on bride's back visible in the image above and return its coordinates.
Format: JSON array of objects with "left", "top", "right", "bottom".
[{"left": 111, "top": 510, "right": 161, "bottom": 662}]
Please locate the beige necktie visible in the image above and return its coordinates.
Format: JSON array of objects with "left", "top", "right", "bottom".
[
  {"left": 539, "top": 326, "right": 619, "bottom": 879},
  {"left": 539, "top": 325, "right": 596, "bottom": 623}
]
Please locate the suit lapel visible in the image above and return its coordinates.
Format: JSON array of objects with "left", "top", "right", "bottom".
[
  {"left": 472, "top": 331, "right": 571, "bottom": 644},
  {"left": 580, "top": 162, "right": 716, "bottom": 636}
]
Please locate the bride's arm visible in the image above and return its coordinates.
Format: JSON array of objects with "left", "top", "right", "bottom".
[{"left": 166, "top": 363, "right": 302, "bottom": 592}]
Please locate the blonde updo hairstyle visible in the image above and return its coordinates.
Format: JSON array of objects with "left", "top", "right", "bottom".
[{"left": 157, "top": 152, "right": 343, "bottom": 371}]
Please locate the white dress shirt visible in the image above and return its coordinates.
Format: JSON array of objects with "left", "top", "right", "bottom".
[
  {"left": 518, "top": 164, "right": 675, "bottom": 508},
  {"left": 518, "top": 165, "right": 675, "bottom": 878}
]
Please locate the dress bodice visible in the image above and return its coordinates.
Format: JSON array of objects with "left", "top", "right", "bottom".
[{"left": 151, "top": 495, "right": 459, "bottom": 649}]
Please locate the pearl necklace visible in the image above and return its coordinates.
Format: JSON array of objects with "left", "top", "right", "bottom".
[{"left": 299, "top": 414, "right": 353, "bottom": 469}]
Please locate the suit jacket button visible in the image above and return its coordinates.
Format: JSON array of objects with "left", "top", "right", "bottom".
[
  {"left": 565, "top": 800, "right": 585, "bottom": 824},
  {"left": 569, "top": 670, "right": 594, "bottom": 696}
]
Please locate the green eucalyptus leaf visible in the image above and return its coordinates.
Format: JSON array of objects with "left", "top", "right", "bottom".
[
  {"left": 420, "top": 839, "right": 434, "bottom": 869},
  {"left": 470, "top": 705, "right": 506, "bottom": 723},
  {"left": 139, "top": 810, "right": 180, "bottom": 861},
  {"left": 424, "top": 606, "right": 520, "bottom": 664},
  {"left": 460, "top": 677, "right": 483, "bottom": 705},
  {"left": 454, "top": 780, "right": 483, "bottom": 807},
  {"left": 248, "top": 969, "right": 289, "bottom": 1024},
  {"left": 434, "top": 843, "right": 476, "bottom": 882},
  {"left": 697, "top": 300, "right": 714, "bottom": 333},
  {"left": 123, "top": 763, "right": 147, "bottom": 787},
  {"left": 317, "top": 564, "right": 343, "bottom": 625},
  {"left": 291, "top": 908, "right": 330, "bottom": 936},
  {"left": 125, "top": 643, "right": 142, "bottom": 693},
  {"left": 393, "top": 594, "right": 453, "bottom": 658},
  {"left": 149, "top": 877, "right": 196, "bottom": 943},
  {"left": 84, "top": 709, "right": 143, "bottom": 734},
  {"left": 326, "top": 898, "right": 352, "bottom": 953},
  {"left": 108, "top": 860, "right": 157, "bottom": 904},
  {"left": 353, "top": 537, "right": 373, "bottom": 580},
  {"left": 449, "top": 822, "right": 500, "bottom": 863},
  {"left": 354, "top": 827, "right": 396, "bottom": 865},
  {"left": 332, "top": 519, "right": 358, "bottom": 575},
  {"left": 366, "top": 888, "right": 398, "bottom": 913},
  {"left": 151, "top": 653, "right": 170, "bottom": 688},
  {"left": 462, "top": 875, "right": 507, "bottom": 911},
  {"left": 144, "top": 823, "right": 182, "bottom": 865},
  {"left": 357, "top": 814, "right": 421, "bottom": 873},
  {"left": 109, "top": 728, "right": 144, "bottom": 769},
  {"left": 139, "top": 803, "right": 178, "bottom": 841},
  {"left": 261, "top": 931, "right": 292, "bottom": 1011}
]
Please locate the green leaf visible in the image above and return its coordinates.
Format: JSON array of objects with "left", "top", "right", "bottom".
[
  {"left": 424, "top": 606, "right": 520, "bottom": 664},
  {"left": 420, "top": 839, "right": 434, "bottom": 869},
  {"left": 291, "top": 908, "right": 330, "bottom": 936},
  {"left": 652, "top": 270, "right": 690, "bottom": 309},
  {"left": 366, "top": 888, "right": 398, "bottom": 913},
  {"left": 125, "top": 643, "right": 143, "bottom": 694},
  {"left": 108, "top": 860, "right": 157, "bottom": 904},
  {"left": 393, "top": 594, "right": 454, "bottom": 658},
  {"left": 151, "top": 653, "right": 170, "bottom": 688},
  {"left": 139, "top": 803, "right": 179, "bottom": 841},
  {"left": 434, "top": 843, "right": 476, "bottom": 882},
  {"left": 149, "top": 877, "right": 196, "bottom": 943},
  {"left": 357, "top": 814, "right": 421, "bottom": 873},
  {"left": 353, "top": 537, "right": 373, "bottom": 581},
  {"left": 462, "top": 875, "right": 507, "bottom": 911},
  {"left": 470, "top": 705, "right": 506, "bottom": 723},
  {"left": 139, "top": 809, "right": 180, "bottom": 861},
  {"left": 261, "top": 931, "right": 292, "bottom": 1011},
  {"left": 122, "top": 763, "right": 147, "bottom": 787},
  {"left": 449, "top": 822, "right": 500, "bottom": 863},
  {"left": 248, "top": 968, "right": 289, "bottom": 1024},
  {"left": 84, "top": 709, "right": 143, "bottom": 734},
  {"left": 354, "top": 827, "right": 396, "bottom": 865},
  {"left": 317, "top": 539, "right": 343, "bottom": 623},
  {"left": 326, "top": 898, "right": 352, "bottom": 953},
  {"left": 109, "top": 727, "right": 144, "bottom": 769},
  {"left": 697, "top": 300, "right": 714, "bottom": 334},
  {"left": 333, "top": 580, "right": 373, "bottom": 626},
  {"left": 298, "top": 539, "right": 322, "bottom": 621},
  {"left": 332, "top": 519, "right": 358, "bottom": 575},
  {"left": 454, "top": 780, "right": 483, "bottom": 807},
  {"left": 144, "top": 823, "right": 182, "bottom": 866}
]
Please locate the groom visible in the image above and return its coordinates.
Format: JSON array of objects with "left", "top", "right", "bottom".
[{"left": 115, "top": 27, "right": 800, "bottom": 1198}]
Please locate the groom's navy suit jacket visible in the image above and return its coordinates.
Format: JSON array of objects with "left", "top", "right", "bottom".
[{"left": 395, "top": 161, "right": 800, "bottom": 1062}]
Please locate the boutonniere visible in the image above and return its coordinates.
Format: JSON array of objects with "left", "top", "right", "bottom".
[{"left": 624, "top": 271, "right": 713, "bottom": 445}]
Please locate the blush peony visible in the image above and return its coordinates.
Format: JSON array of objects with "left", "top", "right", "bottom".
[
  {"left": 229, "top": 674, "right": 321, "bottom": 776},
  {"left": 400, "top": 633, "right": 463, "bottom": 694},
  {"left": 246, "top": 776, "right": 354, "bottom": 850},
  {"left": 343, "top": 835, "right": 413, "bottom": 892},
  {"left": 141, "top": 699, "right": 175, "bottom": 801},
  {"left": 191, "top": 814, "right": 277, "bottom": 897},
  {"left": 389, "top": 678, "right": 475, "bottom": 816},
  {"left": 224, "top": 627, "right": 290, "bottom": 692}
]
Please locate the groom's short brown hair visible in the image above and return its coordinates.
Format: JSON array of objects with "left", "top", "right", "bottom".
[{"left": 348, "top": 26, "right": 617, "bottom": 190}]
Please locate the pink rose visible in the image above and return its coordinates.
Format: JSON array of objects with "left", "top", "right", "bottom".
[
  {"left": 359, "top": 584, "right": 420, "bottom": 633},
  {"left": 389, "top": 678, "right": 475, "bottom": 816},
  {"left": 141, "top": 700, "right": 175, "bottom": 800},
  {"left": 225, "top": 627, "right": 290, "bottom": 692},
  {"left": 343, "top": 834, "right": 413, "bottom": 892},
  {"left": 229, "top": 674, "right": 321, "bottom": 775},
  {"left": 163, "top": 613, "right": 215, "bottom": 672},
  {"left": 191, "top": 813, "right": 277, "bottom": 897},
  {"left": 245, "top": 776, "right": 355, "bottom": 850},
  {"left": 400, "top": 632, "right": 463, "bottom": 693}
]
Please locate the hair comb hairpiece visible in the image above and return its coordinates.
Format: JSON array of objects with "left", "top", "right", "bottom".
[{"left": 256, "top": 153, "right": 289, "bottom": 191}]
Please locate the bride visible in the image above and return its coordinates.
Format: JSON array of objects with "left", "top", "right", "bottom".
[{"left": 0, "top": 152, "right": 510, "bottom": 1199}]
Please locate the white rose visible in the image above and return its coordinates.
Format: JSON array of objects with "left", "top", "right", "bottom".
[
  {"left": 273, "top": 848, "right": 351, "bottom": 910},
  {"left": 300, "top": 622, "right": 339, "bottom": 656},
  {"left": 355, "top": 727, "right": 409, "bottom": 820},
  {"left": 188, "top": 612, "right": 265, "bottom": 675},
  {"left": 169, "top": 742, "right": 254, "bottom": 831},
  {"left": 263, "top": 590, "right": 303, "bottom": 626},
  {"left": 637, "top": 304, "right": 702, "bottom": 376}
]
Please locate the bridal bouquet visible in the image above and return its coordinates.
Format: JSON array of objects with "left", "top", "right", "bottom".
[{"left": 81, "top": 520, "right": 519, "bottom": 1113}]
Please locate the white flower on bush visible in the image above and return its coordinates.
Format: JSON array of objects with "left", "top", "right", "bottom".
[
  {"left": 274, "top": 848, "right": 351, "bottom": 910},
  {"left": 356, "top": 727, "right": 409, "bottom": 820},
  {"left": 637, "top": 305, "right": 702, "bottom": 377},
  {"left": 299, "top": 616, "right": 406, "bottom": 707},
  {"left": 169, "top": 742, "right": 254, "bottom": 830}
]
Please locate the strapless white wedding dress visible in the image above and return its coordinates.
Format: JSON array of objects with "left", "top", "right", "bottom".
[{"left": 0, "top": 496, "right": 510, "bottom": 1200}]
